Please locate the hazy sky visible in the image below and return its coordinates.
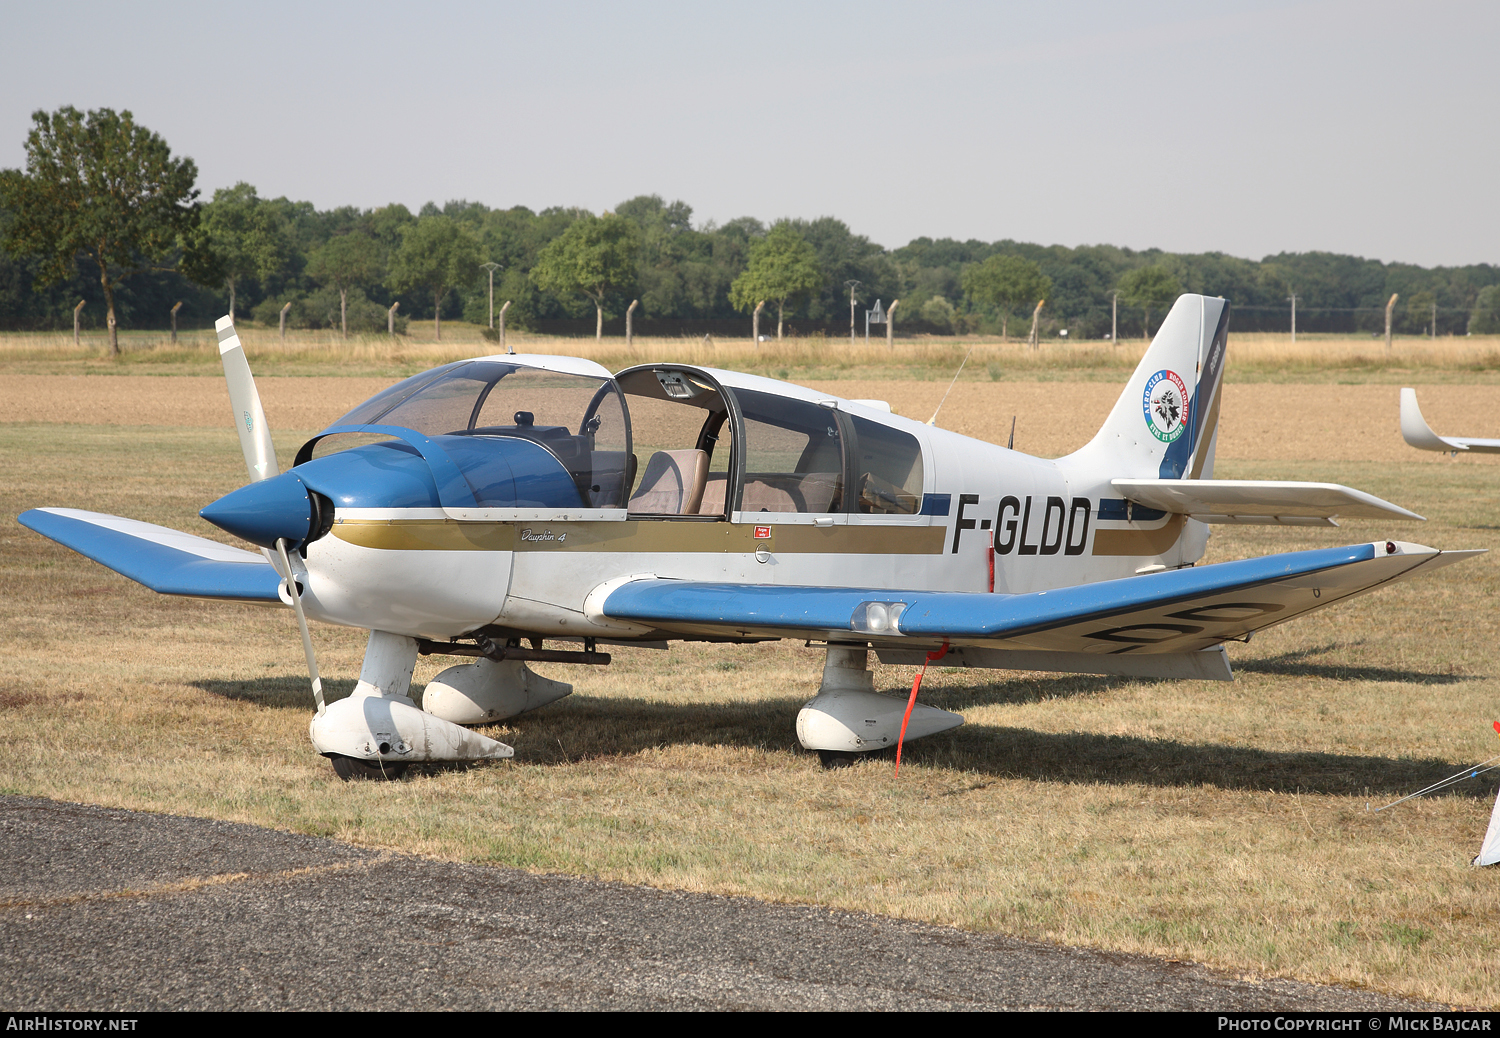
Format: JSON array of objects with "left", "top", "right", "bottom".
[{"left": 3, "top": 0, "right": 1495, "bottom": 266}]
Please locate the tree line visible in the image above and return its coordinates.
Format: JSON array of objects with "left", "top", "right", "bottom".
[{"left": 3, "top": 106, "right": 1499, "bottom": 352}]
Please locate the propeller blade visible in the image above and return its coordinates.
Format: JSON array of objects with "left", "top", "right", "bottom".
[
  {"left": 275, "top": 539, "right": 325, "bottom": 715},
  {"left": 216, "top": 315, "right": 279, "bottom": 483}
]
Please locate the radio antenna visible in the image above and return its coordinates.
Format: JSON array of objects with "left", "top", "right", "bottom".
[{"left": 926, "top": 346, "right": 974, "bottom": 426}]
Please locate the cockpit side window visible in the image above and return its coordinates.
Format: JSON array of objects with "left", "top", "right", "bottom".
[
  {"left": 733, "top": 389, "right": 844, "bottom": 514},
  {"left": 616, "top": 368, "right": 728, "bottom": 517},
  {"left": 468, "top": 368, "right": 630, "bottom": 507},
  {"left": 848, "top": 414, "right": 924, "bottom": 515}
]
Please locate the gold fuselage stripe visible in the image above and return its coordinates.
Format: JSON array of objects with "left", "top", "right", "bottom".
[
  {"left": 332, "top": 518, "right": 946, "bottom": 555},
  {"left": 1091, "top": 514, "right": 1186, "bottom": 557}
]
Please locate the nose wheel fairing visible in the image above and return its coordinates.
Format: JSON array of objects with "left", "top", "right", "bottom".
[{"left": 309, "top": 631, "right": 514, "bottom": 777}]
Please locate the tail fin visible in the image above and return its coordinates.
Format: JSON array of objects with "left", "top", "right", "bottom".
[{"left": 1067, "top": 294, "right": 1229, "bottom": 480}]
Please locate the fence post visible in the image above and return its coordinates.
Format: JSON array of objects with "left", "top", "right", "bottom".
[
  {"left": 1029, "top": 299, "right": 1045, "bottom": 351},
  {"left": 171, "top": 301, "right": 183, "bottom": 344},
  {"left": 279, "top": 301, "right": 291, "bottom": 343},
  {"left": 73, "top": 300, "right": 85, "bottom": 346},
  {"left": 752, "top": 300, "right": 765, "bottom": 346},
  {"left": 626, "top": 299, "right": 639, "bottom": 349},
  {"left": 388, "top": 301, "right": 401, "bottom": 337},
  {"left": 498, "top": 300, "right": 511, "bottom": 354},
  {"left": 1385, "top": 293, "right": 1398, "bottom": 356},
  {"left": 887, "top": 299, "right": 899, "bottom": 347}
]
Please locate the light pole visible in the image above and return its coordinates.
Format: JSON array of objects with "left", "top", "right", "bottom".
[
  {"left": 481, "top": 262, "right": 502, "bottom": 329},
  {"left": 845, "top": 280, "right": 861, "bottom": 343}
]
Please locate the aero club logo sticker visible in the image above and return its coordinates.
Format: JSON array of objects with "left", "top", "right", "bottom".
[{"left": 1142, "top": 370, "right": 1190, "bottom": 443}]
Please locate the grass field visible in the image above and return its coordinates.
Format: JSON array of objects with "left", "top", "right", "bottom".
[
  {"left": 5, "top": 325, "right": 1500, "bottom": 385},
  {"left": 1, "top": 359, "right": 1499, "bottom": 1006}
]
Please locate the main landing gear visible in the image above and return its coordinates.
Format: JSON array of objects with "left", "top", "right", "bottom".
[{"left": 797, "top": 645, "right": 965, "bottom": 771}]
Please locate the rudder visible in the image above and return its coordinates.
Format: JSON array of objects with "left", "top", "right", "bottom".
[{"left": 1066, "top": 294, "right": 1229, "bottom": 480}]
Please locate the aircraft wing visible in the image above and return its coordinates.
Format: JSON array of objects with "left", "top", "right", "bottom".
[
  {"left": 1112, "top": 479, "right": 1423, "bottom": 525},
  {"left": 601, "top": 541, "right": 1479, "bottom": 655},
  {"left": 1400, "top": 387, "right": 1500, "bottom": 453},
  {"left": 18, "top": 508, "right": 283, "bottom": 604}
]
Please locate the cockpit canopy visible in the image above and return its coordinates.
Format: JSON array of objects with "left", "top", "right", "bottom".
[
  {"left": 301, "top": 356, "right": 925, "bottom": 517},
  {"left": 305, "top": 358, "right": 630, "bottom": 509}
]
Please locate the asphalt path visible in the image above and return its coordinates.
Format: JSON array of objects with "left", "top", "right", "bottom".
[{"left": 0, "top": 795, "right": 1442, "bottom": 1012}]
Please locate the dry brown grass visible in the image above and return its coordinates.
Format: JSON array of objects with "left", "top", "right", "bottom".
[
  {"left": 6, "top": 372, "right": 1500, "bottom": 467},
  {"left": 5, "top": 325, "right": 1500, "bottom": 384},
  {"left": 2, "top": 372, "right": 1499, "bottom": 1006}
]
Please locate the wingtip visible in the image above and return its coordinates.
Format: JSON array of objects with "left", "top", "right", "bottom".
[{"left": 1401, "top": 387, "right": 1464, "bottom": 452}]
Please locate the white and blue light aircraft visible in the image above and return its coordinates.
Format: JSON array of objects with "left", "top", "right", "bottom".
[
  {"left": 1399, "top": 386, "right": 1500, "bottom": 867},
  {"left": 18, "top": 295, "right": 1479, "bottom": 780}
]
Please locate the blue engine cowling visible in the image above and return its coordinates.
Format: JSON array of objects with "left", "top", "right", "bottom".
[{"left": 201, "top": 434, "right": 584, "bottom": 549}]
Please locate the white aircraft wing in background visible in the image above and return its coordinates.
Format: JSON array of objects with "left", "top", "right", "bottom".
[{"left": 1401, "top": 387, "right": 1500, "bottom": 453}]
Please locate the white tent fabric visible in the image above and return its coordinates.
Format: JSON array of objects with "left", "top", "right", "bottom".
[{"left": 1475, "top": 785, "right": 1500, "bottom": 867}]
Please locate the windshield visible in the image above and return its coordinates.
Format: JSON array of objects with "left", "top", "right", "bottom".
[
  {"left": 319, "top": 360, "right": 632, "bottom": 508},
  {"left": 333, "top": 361, "right": 623, "bottom": 442}
]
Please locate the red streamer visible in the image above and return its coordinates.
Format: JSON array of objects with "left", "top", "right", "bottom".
[{"left": 895, "top": 640, "right": 949, "bottom": 775}]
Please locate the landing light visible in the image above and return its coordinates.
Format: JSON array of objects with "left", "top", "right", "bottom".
[{"left": 851, "top": 601, "right": 908, "bottom": 635}]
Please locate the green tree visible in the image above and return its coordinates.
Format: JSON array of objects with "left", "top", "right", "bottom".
[
  {"left": 920, "top": 295, "right": 956, "bottom": 333},
  {"left": 615, "top": 194, "right": 720, "bottom": 319},
  {"left": 784, "top": 216, "right": 896, "bottom": 321},
  {"left": 386, "top": 215, "right": 483, "bottom": 340},
  {"left": 308, "top": 231, "right": 383, "bottom": 337},
  {"left": 1118, "top": 265, "right": 1182, "bottom": 339},
  {"left": 1406, "top": 289, "right": 1437, "bottom": 336},
  {"left": 728, "top": 222, "right": 822, "bottom": 340},
  {"left": 200, "top": 182, "right": 295, "bottom": 322},
  {"left": 1470, "top": 285, "right": 1500, "bottom": 335},
  {"left": 0, "top": 106, "right": 209, "bottom": 355},
  {"left": 961, "top": 254, "right": 1051, "bottom": 341},
  {"left": 530, "top": 213, "right": 640, "bottom": 339}
]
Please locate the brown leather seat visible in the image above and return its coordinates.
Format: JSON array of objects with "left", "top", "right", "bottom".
[{"left": 629, "top": 449, "right": 709, "bottom": 514}]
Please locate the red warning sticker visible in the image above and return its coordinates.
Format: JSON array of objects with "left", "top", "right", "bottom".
[{"left": 754, "top": 526, "right": 772, "bottom": 539}]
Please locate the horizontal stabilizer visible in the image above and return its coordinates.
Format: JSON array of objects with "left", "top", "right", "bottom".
[
  {"left": 18, "top": 508, "right": 283, "bottom": 604},
  {"left": 1113, "top": 479, "right": 1423, "bottom": 524},
  {"left": 602, "top": 541, "right": 1479, "bottom": 655},
  {"left": 1401, "top": 388, "right": 1500, "bottom": 454}
]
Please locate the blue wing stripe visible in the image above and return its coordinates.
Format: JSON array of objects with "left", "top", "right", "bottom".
[
  {"left": 604, "top": 543, "right": 1376, "bottom": 639},
  {"left": 18, "top": 510, "right": 283, "bottom": 603}
]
